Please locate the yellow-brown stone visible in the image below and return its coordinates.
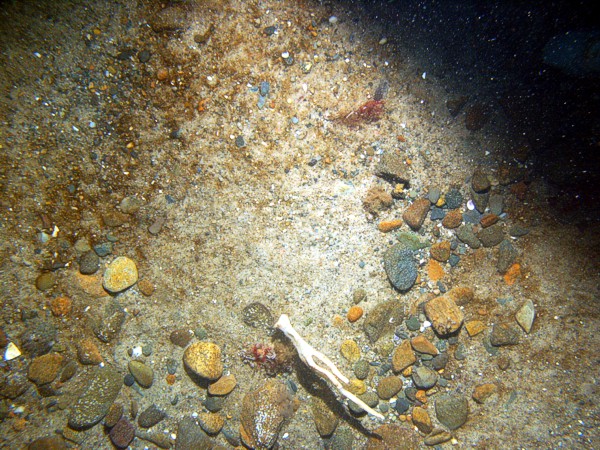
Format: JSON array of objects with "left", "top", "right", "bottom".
[
  {"left": 183, "top": 342, "right": 223, "bottom": 380},
  {"left": 472, "top": 383, "right": 498, "bottom": 404},
  {"left": 465, "top": 320, "right": 486, "bottom": 337},
  {"left": 410, "top": 335, "right": 438, "bottom": 355},
  {"left": 424, "top": 295, "right": 464, "bottom": 336},
  {"left": 392, "top": 340, "right": 416, "bottom": 373},
  {"left": 208, "top": 374, "right": 237, "bottom": 396}
]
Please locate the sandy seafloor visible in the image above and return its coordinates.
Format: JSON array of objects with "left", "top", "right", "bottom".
[{"left": 0, "top": 1, "right": 598, "bottom": 449}]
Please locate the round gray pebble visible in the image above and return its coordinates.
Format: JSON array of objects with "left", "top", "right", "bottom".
[
  {"left": 412, "top": 365, "right": 439, "bottom": 389},
  {"left": 435, "top": 394, "right": 469, "bottom": 430}
]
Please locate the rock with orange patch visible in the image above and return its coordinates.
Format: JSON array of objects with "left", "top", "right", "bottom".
[
  {"left": 504, "top": 263, "right": 521, "bottom": 285},
  {"left": 427, "top": 259, "right": 444, "bottom": 282},
  {"left": 424, "top": 294, "right": 464, "bottom": 336},
  {"left": 430, "top": 241, "right": 451, "bottom": 262},
  {"left": 50, "top": 296, "right": 72, "bottom": 317},
  {"left": 412, "top": 406, "right": 433, "bottom": 434},
  {"left": 472, "top": 383, "right": 497, "bottom": 403},
  {"left": 74, "top": 272, "right": 107, "bottom": 298},
  {"left": 465, "top": 320, "right": 486, "bottom": 337},
  {"left": 392, "top": 340, "right": 416, "bottom": 373},
  {"left": 347, "top": 306, "right": 364, "bottom": 323},
  {"left": 410, "top": 335, "right": 438, "bottom": 355},
  {"left": 377, "top": 219, "right": 403, "bottom": 233},
  {"left": 208, "top": 374, "right": 237, "bottom": 396}
]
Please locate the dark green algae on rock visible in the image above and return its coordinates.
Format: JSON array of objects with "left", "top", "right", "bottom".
[{"left": 68, "top": 367, "right": 122, "bottom": 430}]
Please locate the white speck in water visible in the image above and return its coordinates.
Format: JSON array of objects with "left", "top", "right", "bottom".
[
  {"left": 422, "top": 72, "right": 427, "bottom": 79},
  {"left": 131, "top": 346, "right": 143, "bottom": 358},
  {"left": 467, "top": 200, "right": 475, "bottom": 210}
]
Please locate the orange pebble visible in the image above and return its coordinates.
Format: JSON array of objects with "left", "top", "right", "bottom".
[
  {"left": 166, "top": 374, "right": 176, "bottom": 385},
  {"left": 427, "top": 259, "right": 444, "bottom": 282},
  {"left": 504, "top": 263, "right": 521, "bottom": 285},
  {"left": 347, "top": 306, "right": 364, "bottom": 323},
  {"left": 377, "top": 219, "right": 403, "bottom": 233},
  {"left": 416, "top": 390, "right": 427, "bottom": 404},
  {"left": 50, "top": 296, "right": 72, "bottom": 317}
]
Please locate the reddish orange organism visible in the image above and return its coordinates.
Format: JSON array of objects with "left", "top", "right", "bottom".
[{"left": 336, "top": 99, "right": 385, "bottom": 127}]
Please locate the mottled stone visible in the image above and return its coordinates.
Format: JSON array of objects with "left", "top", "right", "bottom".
[
  {"left": 392, "top": 340, "right": 416, "bottom": 373},
  {"left": 430, "top": 241, "right": 451, "bottom": 262},
  {"left": 490, "top": 323, "right": 520, "bottom": 346},
  {"left": 340, "top": 340, "right": 361, "bottom": 363},
  {"left": 28, "top": 353, "right": 64, "bottom": 385},
  {"left": 410, "top": 335, "right": 438, "bottom": 355},
  {"left": 442, "top": 209, "right": 462, "bottom": 229},
  {"left": 477, "top": 224, "right": 504, "bottom": 247},
  {"left": 240, "top": 380, "right": 294, "bottom": 449},
  {"left": 412, "top": 366, "right": 438, "bottom": 389},
  {"left": 27, "top": 436, "right": 67, "bottom": 450},
  {"left": 90, "top": 298, "right": 125, "bottom": 343},
  {"left": 456, "top": 225, "right": 481, "bottom": 249},
  {"left": 311, "top": 397, "right": 339, "bottom": 437},
  {"left": 403, "top": 198, "right": 430, "bottom": 230},
  {"left": 497, "top": 239, "right": 518, "bottom": 274},
  {"left": 424, "top": 295, "right": 464, "bottom": 336},
  {"left": 208, "top": 374, "right": 237, "bottom": 396},
  {"left": 465, "top": 320, "right": 486, "bottom": 337},
  {"left": 376, "top": 376, "right": 403, "bottom": 400},
  {"left": 472, "top": 383, "right": 498, "bottom": 404},
  {"left": 77, "top": 339, "right": 103, "bottom": 365},
  {"left": 363, "top": 300, "right": 404, "bottom": 343},
  {"left": 366, "top": 424, "right": 420, "bottom": 450},
  {"left": 102, "top": 257, "right": 138, "bottom": 293},
  {"left": 138, "top": 404, "right": 166, "bottom": 428},
  {"left": 49, "top": 296, "right": 72, "bottom": 317},
  {"left": 363, "top": 186, "right": 393, "bottom": 215},
  {"left": 79, "top": 251, "right": 99, "bottom": 275},
  {"left": 412, "top": 406, "right": 433, "bottom": 434},
  {"left": 176, "top": 417, "right": 213, "bottom": 450},
  {"left": 183, "top": 342, "right": 223, "bottom": 381},
  {"left": 198, "top": 412, "right": 224, "bottom": 435},
  {"left": 424, "top": 428, "right": 453, "bottom": 446},
  {"left": 435, "top": 394, "right": 469, "bottom": 430},
  {"left": 170, "top": 329, "right": 193, "bottom": 348},
  {"left": 471, "top": 169, "right": 490, "bottom": 193},
  {"left": 109, "top": 417, "right": 135, "bottom": 448},
  {"left": 375, "top": 152, "right": 411, "bottom": 185},
  {"left": 128, "top": 360, "right": 154, "bottom": 388},
  {"left": 384, "top": 244, "right": 417, "bottom": 292},
  {"left": 516, "top": 299, "right": 535, "bottom": 334}
]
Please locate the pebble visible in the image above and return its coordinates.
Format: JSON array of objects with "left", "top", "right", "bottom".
[
  {"left": 183, "top": 342, "right": 223, "bottom": 380},
  {"left": 424, "top": 294, "right": 464, "bottom": 336},
  {"left": 445, "top": 189, "right": 463, "bottom": 209},
  {"left": 427, "top": 187, "right": 441, "bottom": 204},
  {"left": 109, "top": 417, "right": 136, "bottom": 448},
  {"left": 454, "top": 343, "right": 467, "bottom": 360},
  {"left": 68, "top": 367, "right": 122, "bottom": 429},
  {"left": 198, "top": 411, "right": 225, "bottom": 435},
  {"left": 353, "top": 289, "right": 367, "bottom": 304},
  {"left": 465, "top": 320, "right": 486, "bottom": 337},
  {"left": 49, "top": 296, "right": 72, "bottom": 317},
  {"left": 123, "top": 374, "right": 135, "bottom": 387},
  {"left": 347, "top": 305, "right": 364, "bottom": 323},
  {"left": 60, "top": 360, "right": 77, "bottom": 382},
  {"left": 235, "top": 135, "right": 246, "bottom": 148},
  {"left": 35, "top": 272, "right": 56, "bottom": 291},
  {"left": 430, "top": 206, "right": 446, "bottom": 220},
  {"left": 509, "top": 224, "right": 530, "bottom": 237},
  {"left": 431, "top": 352, "right": 449, "bottom": 370},
  {"left": 170, "top": 329, "right": 193, "bottom": 348},
  {"left": 148, "top": 216, "right": 166, "bottom": 235},
  {"left": 402, "top": 198, "right": 430, "bottom": 230},
  {"left": 384, "top": 244, "right": 418, "bottom": 292},
  {"left": 471, "top": 169, "right": 491, "bottom": 193},
  {"left": 363, "top": 186, "right": 393, "bottom": 215},
  {"left": 376, "top": 376, "right": 403, "bottom": 400},
  {"left": 435, "top": 394, "right": 469, "bottom": 430},
  {"left": 377, "top": 219, "right": 403, "bottom": 232},
  {"left": 477, "top": 223, "right": 504, "bottom": 247},
  {"left": 103, "top": 257, "right": 138, "bottom": 293},
  {"left": 340, "top": 340, "right": 361, "bottom": 363},
  {"left": 148, "top": 4, "right": 187, "bottom": 32},
  {"left": 472, "top": 383, "right": 498, "bottom": 403},
  {"left": 208, "top": 374, "right": 237, "bottom": 396},
  {"left": 79, "top": 251, "right": 99, "bottom": 275},
  {"left": 394, "top": 397, "right": 410, "bottom": 414},
  {"left": 311, "top": 397, "right": 339, "bottom": 437},
  {"left": 471, "top": 189, "right": 489, "bottom": 213},
  {"left": 441, "top": 209, "right": 462, "bottom": 229},
  {"left": 240, "top": 379, "right": 294, "bottom": 449},
  {"left": 330, "top": 426, "right": 354, "bottom": 450},
  {"left": 119, "top": 196, "right": 143, "bottom": 214},
  {"left": 456, "top": 225, "right": 481, "bottom": 249},
  {"left": 490, "top": 323, "right": 521, "bottom": 346},
  {"left": 138, "top": 404, "right": 166, "bottom": 428},
  {"left": 176, "top": 417, "right": 213, "bottom": 450},
  {"left": 90, "top": 298, "right": 125, "bottom": 343},
  {"left": 515, "top": 300, "right": 535, "bottom": 333},
  {"left": 405, "top": 315, "right": 421, "bottom": 331},
  {"left": 242, "top": 302, "right": 273, "bottom": 330},
  {"left": 396, "top": 232, "right": 430, "bottom": 251},
  {"left": 448, "top": 254, "right": 460, "bottom": 267},
  {"left": 497, "top": 239, "right": 518, "bottom": 274},
  {"left": 375, "top": 152, "right": 411, "bottom": 185},
  {"left": 137, "top": 279, "right": 155, "bottom": 296},
  {"left": 367, "top": 424, "right": 419, "bottom": 448},
  {"left": 430, "top": 241, "right": 451, "bottom": 262},
  {"left": 28, "top": 353, "right": 64, "bottom": 385},
  {"left": 412, "top": 366, "right": 438, "bottom": 389},
  {"left": 424, "top": 428, "right": 453, "bottom": 446},
  {"left": 392, "top": 340, "right": 416, "bottom": 373},
  {"left": 489, "top": 193, "right": 504, "bottom": 216},
  {"left": 353, "top": 359, "right": 370, "bottom": 380},
  {"left": 104, "top": 402, "right": 123, "bottom": 427},
  {"left": 27, "top": 436, "right": 67, "bottom": 449},
  {"left": 363, "top": 300, "right": 404, "bottom": 343},
  {"left": 480, "top": 213, "right": 500, "bottom": 228},
  {"left": 77, "top": 339, "right": 103, "bottom": 365},
  {"left": 128, "top": 360, "right": 154, "bottom": 388},
  {"left": 410, "top": 335, "right": 438, "bottom": 355},
  {"left": 350, "top": 391, "right": 379, "bottom": 415},
  {"left": 412, "top": 406, "right": 433, "bottom": 434},
  {"left": 93, "top": 242, "right": 113, "bottom": 257}
]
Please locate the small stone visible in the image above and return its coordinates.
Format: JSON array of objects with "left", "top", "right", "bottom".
[
  {"left": 441, "top": 210, "right": 462, "bottom": 229},
  {"left": 490, "top": 323, "right": 520, "bottom": 346},
  {"left": 27, "top": 436, "right": 67, "bottom": 450},
  {"left": 208, "top": 374, "right": 237, "bottom": 396},
  {"left": 60, "top": 360, "right": 77, "bottom": 382},
  {"left": 137, "top": 279, "right": 155, "bottom": 296},
  {"left": 28, "top": 353, "right": 64, "bottom": 385},
  {"left": 93, "top": 242, "right": 113, "bottom": 257},
  {"left": 102, "top": 211, "right": 128, "bottom": 227},
  {"left": 497, "top": 239, "right": 518, "bottom": 274},
  {"left": 472, "top": 383, "right": 498, "bottom": 403},
  {"left": 90, "top": 298, "right": 125, "bottom": 343},
  {"left": 430, "top": 241, "right": 451, "bottom": 262},
  {"left": 176, "top": 417, "right": 212, "bottom": 449},
  {"left": 353, "top": 359, "right": 370, "bottom": 380},
  {"left": 392, "top": 340, "right": 416, "bottom": 373},
  {"left": 340, "top": 340, "right": 361, "bottom": 363},
  {"left": 471, "top": 169, "right": 491, "bottom": 193},
  {"left": 384, "top": 244, "right": 417, "bottom": 292},
  {"left": 104, "top": 402, "right": 123, "bottom": 427},
  {"left": 376, "top": 376, "right": 403, "bottom": 400},
  {"left": 119, "top": 196, "right": 143, "bottom": 214},
  {"left": 457, "top": 225, "right": 481, "bottom": 249},
  {"left": 363, "top": 300, "right": 404, "bottom": 343},
  {"left": 412, "top": 406, "right": 433, "bottom": 434},
  {"left": 431, "top": 352, "right": 449, "bottom": 370},
  {"left": 410, "top": 336, "right": 438, "bottom": 355},
  {"left": 515, "top": 300, "right": 535, "bottom": 333},
  {"left": 427, "top": 187, "right": 441, "bottom": 204},
  {"left": 489, "top": 193, "right": 504, "bottom": 216},
  {"left": 405, "top": 315, "right": 421, "bottom": 331},
  {"left": 509, "top": 223, "right": 530, "bottom": 237},
  {"left": 35, "top": 273, "right": 56, "bottom": 291},
  {"left": 471, "top": 189, "right": 489, "bottom": 213},
  {"left": 49, "top": 296, "right": 72, "bottom": 317},
  {"left": 430, "top": 206, "right": 446, "bottom": 220},
  {"left": 394, "top": 397, "right": 410, "bottom": 414},
  {"left": 79, "top": 251, "right": 99, "bottom": 275},
  {"left": 375, "top": 152, "right": 411, "bottom": 185},
  {"left": 477, "top": 223, "right": 504, "bottom": 247},
  {"left": 203, "top": 396, "right": 224, "bottom": 412},
  {"left": 465, "top": 320, "right": 486, "bottom": 337},
  {"left": 128, "top": 360, "right": 154, "bottom": 388},
  {"left": 445, "top": 189, "right": 463, "bottom": 209},
  {"left": 480, "top": 213, "right": 499, "bottom": 228},
  {"left": 138, "top": 404, "right": 166, "bottom": 428},
  {"left": 311, "top": 397, "right": 339, "bottom": 437},
  {"left": 424, "top": 428, "right": 453, "bottom": 446},
  {"left": 148, "top": 216, "right": 166, "bottom": 235},
  {"left": 377, "top": 219, "right": 403, "bottom": 232},
  {"left": 77, "top": 339, "right": 103, "bottom": 365},
  {"left": 347, "top": 306, "right": 364, "bottom": 323},
  {"left": 412, "top": 366, "right": 438, "bottom": 389},
  {"left": 435, "top": 394, "right": 469, "bottom": 430},
  {"left": 424, "top": 295, "right": 464, "bottom": 336},
  {"left": 170, "top": 329, "right": 193, "bottom": 348},
  {"left": 198, "top": 412, "right": 224, "bottom": 435},
  {"left": 353, "top": 289, "right": 367, "bottom": 304},
  {"left": 103, "top": 257, "right": 138, "bottom": 293},
  {"left": 454, "top": 343, "right": 467, "bottom": 360},
  {"left": 242, "top": 302, "right": 273, "bottom": 330},
  {"left": 427, "top": 259, "right": 444, "bottom": 282},
  {"left": 402, "top": 198, "right": 430, "bottom": 230},
  {"left": 183, "top": 342, "right": 223, "bottom": 380},
  {"left": 109, "top": 417, "right": 135, "bottom": 448},
  {"left": 367, "top": 423, "right": 420, "bottom": 449},
  {"left": 363, "top": 186, "right": 393, "bottom": 215}
]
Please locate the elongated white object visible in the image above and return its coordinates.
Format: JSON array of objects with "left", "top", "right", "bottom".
[{"left": 275, "top": 314, "right": 384, "bottom": 420}]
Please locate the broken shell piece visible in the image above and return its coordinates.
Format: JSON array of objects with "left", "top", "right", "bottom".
[{"left": 4, "top": 342, "right": 22, "bottom": 361}]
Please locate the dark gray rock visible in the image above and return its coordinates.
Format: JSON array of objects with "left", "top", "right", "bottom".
[
  {"left": 477, "top": 224, "right": 504, "bottom": 247},
  {"left": 489, "top": 193, "right": 504, "bottom": 216},
  {"left": 497, "top": 240, "right": 518, "bottom": 274},
  {"left": 456, "top": 225, "right": 481, "bottom": 249},
  {"left": 471, "top": 169, "right": 491, "bottom": 193},
  {"left": 384, "top": 244, "right": 417, "bottom": 292},
  {"left": 435, "top": 394, "right": 469, "bottom": 430},
  {"left": 471, "top": 188, "right": 489, "bottom": 213},
  {"left": 138, "top": 404, "right": 166, "bottom": 428},
  {"left": 445, "top": 189, "right": 463, "bottom": 209},
  {"left": 79, "top": 251, "right": 99, "bottom": 275},
  {"left": 490, "top": 323, "right": 520, "bottom": 346},
  {"left": 19, "top": 319, "right": 57, "bottom": 357},
  {"left": 430, "top": 207, "right": 446, "bottom": 220}
]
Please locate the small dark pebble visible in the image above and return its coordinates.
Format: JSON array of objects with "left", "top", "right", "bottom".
[
  {"left": 110, "top": 417, "right": 136, "bottom": 448},
  {"left": 462, "top": 209, "right": 482, "bottom": 224},
  {"left": 166, "top": 358, "right": 178, "bottom": 375},
  {"left": 203, "top": 396, "right": 224, "bottom": 412},
  {"left": 445, "top": 189, "right": 463, "bottom": 209},
  {"left": 60, "top": 360, "right": 77, "bottom": 382},
  {"left": 263, "top": 26, "right": 277, "bottom": 36},
  {"left": 235, "top": 135, "right": 245, "bottom": 148},
  {"left": 138, "top": 404, "right": 166, "bottom": 428},
  {"left": 79, "top": 251, "right": 99, "bottom": 274},
  {"left": 93, "top": 242, "right": 113, "bottom": 257},
  {"left": 431, "top": 352, "right": 449, "bottom": 370},
  {"left": 454, "top": 343, "right": 467, "bottom": 360},
  {"left": 406, "top": 315, "right": 421, "bottom": 331},
  {"left": 308, "top": 158, "right": 318, "bottom": 167},
  {"left": 124, "top": 374, "right": 135, "bottom": 387},
  {"left": 430, "top": 207, "right": 446, "bottom": 220},
  {"left": 394, "top": 397, "right": 410, "bottom": 414},
  {"left": 448, "top": 254, "right": 460, "bottom": 267},
  {"left": 405, "top": 387, "right": 418, "bottom": 402},
  {"left": 138, "top": 49, "right": 151, "bottom": 63}
]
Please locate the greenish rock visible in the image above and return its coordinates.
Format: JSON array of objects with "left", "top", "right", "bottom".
[
  {"left": 68, "top": 367, "right": 122, "bottom": 430},
  {"left": 349, "top": 391, "right": 379, "bottom": 415},
  {"left": 384, "top": 244, "right": 417, "bottom": 292},
  {"left": 395, "top": 232, "right": 430, "bottom": 250},
  {"left": 456, "top": 225, "right": 481, "bottom": 249},
  {"left": 509, "top": 223, "right": 530, "bottom": 237},
  {"left": 445, "top": 189, "right": 463, "bottom": 209},
  {"left": 242, "top": 302, "right": 273, "bottom": 331},
  {"left": 176, "top": 417, "right": 213, "bottom": 450},
  {"left": 405, "top": 315, "right": 421, "bottom": 331},
  {"left": 363, "top": 300, "right": 404, "bottom": 343},
  {"left": 497, "top": 239, "right": 518, "bottom": 274},
  {"left": 79, "top": 251, "right": 99, "bottom": 275},
  {"left": 477, "top": 223, "right": 504, "bottom": 247},
  {"left": 435, "top": 394, "right": 469, "bottom": 430},
  {"left": 311, "top": 397, "right": 338, "bottom": 437},
  {"left": 490, "top": 323, "right": 520, "bottom": 346},
  {"left": 353, "top": 359, "right": 370, "bottom": 380},
  {"left": 128, "top": 360, "right": 154, "bottom": 388},
  {"left": 35, "top": 272, "right": 56, "bottom": 291},
  {"left": 330, "top": 426, "right": 354, "bottom": 450},
  {"left": 352, "top": 288, "right": 367, "bottom": 304},
  {"left": 90, "top": 298, "right": 125, "bottom": 343},
  {"left": 412, "top": 366, "right": 438, "bottom": 389}
]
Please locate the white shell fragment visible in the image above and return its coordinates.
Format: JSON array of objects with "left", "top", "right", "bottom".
[
  {"left": 4, "top": 342, "right": 22, "bottom": 360},
  {"left": 516, "top": 299, "right": 536, "bottom": 334}
]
